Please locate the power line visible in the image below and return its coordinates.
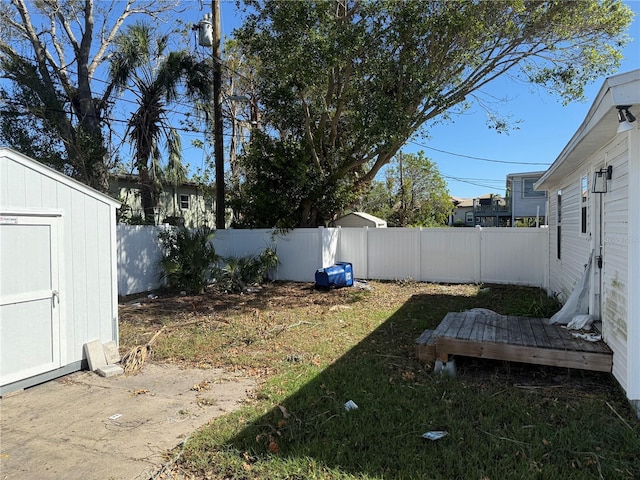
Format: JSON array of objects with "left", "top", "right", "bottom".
[
  {"left": 441, "top": 174, "right": 506, "bottom": 192},
  {"left": 409, "top": 140, "right": 551, "bottom": 166}
]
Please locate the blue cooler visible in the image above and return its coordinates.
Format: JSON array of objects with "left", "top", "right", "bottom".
[{"left": 315, "top": 262, "right": 353, "bottom": 289}]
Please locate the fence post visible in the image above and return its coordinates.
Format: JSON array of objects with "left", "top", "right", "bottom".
[
  {"left": 542, "top": 227, "right": 550, "bottom": 290},
  {"left": 318, "top": 225, "right": 325, "bottom": 267},
  {"left": 363, "top": 226, "right": 369, "bottom": 280},
  {"left": 476, "top": 225, "right": 483, "bottom": 283},
  {"left": 417, "top": 227, "right": 423, "bottom": 281}
]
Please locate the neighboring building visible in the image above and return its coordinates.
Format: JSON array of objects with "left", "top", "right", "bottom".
[
  {"left": 110, "top": 174, "right": 215, "bottom": 227},
  {"left": 450, "top": 196, "right": 475, "bottom": 226},
  {"left": 472, "top": 193, "right": 510, "bottom": 227},
  {"left": 506, "top": 171, "right": 547, "bottom": 226},
  {"left": 535, "top": 69, "right": 640, "bottom": 416},
  {"left": 452, "top": 173, "right": 547, "bottom": 228},
  {"left": 334, "top": 211, "right": 387, "bottom": 228}
]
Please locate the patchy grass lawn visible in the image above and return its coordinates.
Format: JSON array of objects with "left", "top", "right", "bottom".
[{"left": 119, "top": 281, "right": 640, "bottom": 480}]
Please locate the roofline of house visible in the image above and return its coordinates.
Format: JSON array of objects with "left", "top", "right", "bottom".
[
  {"left": 506, "top": 170, "right": 547, "bottom": 179},
  {"left": 0, "top": 147, "right": 121, "bottom": 208},
  {"left": 536, "top": 69, "right": 640, "bottom": 191},
  {"left": 111, "top": 173, "right": 211, "bottom": 190}
]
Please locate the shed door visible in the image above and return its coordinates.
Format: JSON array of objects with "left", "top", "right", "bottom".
[{"left": 0, "top": 215, "right": 61, "bottom": 386}]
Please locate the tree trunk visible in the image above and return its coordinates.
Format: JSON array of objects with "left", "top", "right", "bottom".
[{"left": 138, "top": 167, "right": 156, "bottom": 224}]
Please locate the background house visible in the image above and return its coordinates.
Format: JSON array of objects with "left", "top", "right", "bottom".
[
  {"left": 110, "top": 174, "right": 215, "bottom": 227},
  {"left": 535, "top": 69, "right": 640, "bottom": 416},
  {"left": 449, "top": 196, "right": 474, "bottom": 226},
  {"left": 472, "top": 193, "right": 510, "bottom": 227},
  {"left": 1, "top": 148, "right": 120, "bottom": 395},
  {"left": 506, "top": 171, "right": 547, "bottom": 226},
  {"left": 452, "top": 173, "right": 548, "bottom": 228}
]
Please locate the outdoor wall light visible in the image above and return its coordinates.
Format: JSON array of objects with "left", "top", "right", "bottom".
[
  {"left": 616, "top": 105, "right": 636, "bottom": 134},
  {"left": 592, "top": 165, "right": 613, "bottom": 194}
]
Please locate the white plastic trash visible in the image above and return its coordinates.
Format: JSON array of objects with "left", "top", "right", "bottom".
[
  {"left": 344, "top": 400, "right": 358, "bottom": 411},
  {"left": 421, "top": 431, "right": 448, "bottom": 441}
]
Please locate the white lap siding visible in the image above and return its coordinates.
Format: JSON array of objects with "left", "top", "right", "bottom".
[{"left": 601, "top": 137, "right": 629, "bottom": 392}]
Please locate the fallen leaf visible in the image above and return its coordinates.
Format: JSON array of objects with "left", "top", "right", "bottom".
[
  {"left": 268, "top": 440, "right": 279, "bottom": 453},
  {"left": 278, "top": 405, "right": 290, "bottom": 418},
  {"left": 191, "top": 381, "right": 210, "bottom": 392}
]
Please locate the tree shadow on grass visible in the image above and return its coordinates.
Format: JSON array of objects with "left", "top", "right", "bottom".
[{"left": 190, "top": 289, "right": 638, "bottom": 479}]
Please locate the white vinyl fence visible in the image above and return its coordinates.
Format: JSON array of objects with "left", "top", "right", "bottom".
[{"left": 117, "top": 225, "right": 549, "bottom": 296}]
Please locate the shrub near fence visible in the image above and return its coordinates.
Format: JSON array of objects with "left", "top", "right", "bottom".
[{"left": 116, "top": 225, "right": 549, "bottom": 296}]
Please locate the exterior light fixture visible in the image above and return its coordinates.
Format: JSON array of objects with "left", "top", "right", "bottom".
[
  {"left": 616, "top": 105, "right": 636, "bottom": 134},
  {"left": 592, "top": 165, "right": 613, "bottom": 194}
]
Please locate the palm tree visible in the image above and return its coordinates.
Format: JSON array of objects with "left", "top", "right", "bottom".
[{"left": 109, "top": 23, "right": 210, "bottom": 223}]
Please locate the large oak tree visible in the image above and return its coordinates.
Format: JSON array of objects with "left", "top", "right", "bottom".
[
  {"left": 234, "top": 0, "right": 633, "bottom": 227},
  {"left": 0, "top": 0, "right": 178, "bottom": 192}
]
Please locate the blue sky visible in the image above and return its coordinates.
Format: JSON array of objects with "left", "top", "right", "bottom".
[
  {"left": 403, "top": 1, "right": 640, "bottom": 199},
  {"left": 186, "top": 1, "right": 639, "bottom": 198}
]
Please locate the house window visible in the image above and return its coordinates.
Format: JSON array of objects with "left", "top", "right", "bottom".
[
  {"left": 465, "top": 212, "right": 473, "bottom": 223},
  {"left": 523, "top": 178, "right": 545, "bottom": 198},
  {"left": 580, "top": 175, "right": 588, "bottom": 234},
  {"left": 179, "top": 194, "right": 190, "bottom": 210},
  {"left": 557, "top": 190, "right": 562, "bottom": 260}
]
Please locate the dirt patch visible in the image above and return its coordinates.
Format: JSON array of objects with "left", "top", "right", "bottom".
[{"left": 0, "top": 363, "right": 255, "bottom": 480}]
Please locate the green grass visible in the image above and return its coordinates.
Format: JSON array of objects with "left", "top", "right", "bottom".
[{"left": 121, "top": 282, "right": 640, "bottom": 479}]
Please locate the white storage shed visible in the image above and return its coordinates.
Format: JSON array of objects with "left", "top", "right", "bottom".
[
  {"left": 334, "top": 212, "right": 387, "bottom": 228},
  {"left": 0, "top": 148, "right": 120, "bottom": 395}
]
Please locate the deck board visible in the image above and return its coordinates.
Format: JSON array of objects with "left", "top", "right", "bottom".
[
  {"left": 506, "top": 317, "right": 522, "bottom": 345},
  {"left": 419, "top": 311, "right": 612, "bottom": 372}
]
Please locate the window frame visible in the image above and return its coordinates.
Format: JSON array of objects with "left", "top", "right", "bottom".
[
  {"left": 522, "top": 177, "right": 546, "bottom": 198},
  {"left": 580, "top": 175, "right": 588, "bottom": 235},
  {"left": 556, "top": 190, "right": 562, "bottom": 260},
  {"left": 465, "top": 211, "right": 474, "bottom": 224},
  {"left": 179, "top": 194, "right": 190, "bottom": 210}
]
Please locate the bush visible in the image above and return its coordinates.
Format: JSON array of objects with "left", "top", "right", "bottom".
[
  {"left": 215, "top": 245, "right": 279, "bottom": 293},
  {"left": 158, "top": 226, "right": 218, "bottom": 293}
]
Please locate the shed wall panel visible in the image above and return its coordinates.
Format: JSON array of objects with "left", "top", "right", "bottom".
[
  {"left": 97, "top": 202, "right": 115, "bottom": 341},
  {"left": 0, "top": 159, "right": 7, "bottom": 206},
  {"left": 70, "top": 189, "right": 89, "bottom": 351},
  {"left": 55, "top": 184, "right": 76, "bottom": 362}
]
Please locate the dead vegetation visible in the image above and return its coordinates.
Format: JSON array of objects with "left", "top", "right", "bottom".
[{"left": 119, "top": 281, "right": 480, "bottom": 376}]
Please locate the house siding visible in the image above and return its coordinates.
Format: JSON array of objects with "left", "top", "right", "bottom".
[
  {"left": 548, "top": 176, "right": 591, "bottom": 302},
  {"left": 601, "top": 137, "right": 629, "bottom": 391},
  {"left": 111, "top": 179, "right": 215, "bottom": 227},
  {"left": 509, "top": 174, "right": 547, "bottom": 218},
  {"left": 546, "top": 136, "right": 630, "bottom": 392}
]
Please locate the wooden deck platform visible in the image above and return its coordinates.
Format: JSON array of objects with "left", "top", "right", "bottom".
[{"left": 416, "top": 311, "right": 613, "bottom": 372}]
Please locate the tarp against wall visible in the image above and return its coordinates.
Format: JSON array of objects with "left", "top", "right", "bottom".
[{"left": 549, "top": 253, "right": 592, "bottom": 326}]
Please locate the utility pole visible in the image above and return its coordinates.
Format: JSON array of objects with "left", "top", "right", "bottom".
[{"left": 212, "top": 0, "right": 225, "bottom": 229}]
